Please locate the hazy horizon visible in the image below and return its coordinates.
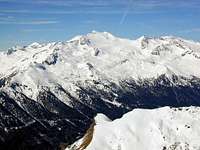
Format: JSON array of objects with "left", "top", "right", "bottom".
[{"left": 0, "top": 0, "right": 200, "bottom": 50}]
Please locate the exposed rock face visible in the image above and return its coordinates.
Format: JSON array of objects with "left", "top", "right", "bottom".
[{"left": 0, "top": 32, "right": 200, "bottom": 149}]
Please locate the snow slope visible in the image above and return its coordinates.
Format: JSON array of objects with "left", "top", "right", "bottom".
[
  {"left": 68, "top": 107, "right": 200, "bottom": 150},
  {"left": 1, "top": 32, "right": 200, "bottom": 149},
  {"left": 1, "top": 31, "right": 200, "bottom": 101}
]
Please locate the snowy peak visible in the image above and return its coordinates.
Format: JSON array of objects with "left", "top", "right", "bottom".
[
  {"left": 1, "top": 32, "right": 200, "bottom": 92},
  {"left": 67, "top": 107, "right": 200, "bottom": 150},
  {"left": 94, "top": 114, "right": 111, "bottom": 125},
  {"left": 1, "top": 32, "right": 200, "bottom": 150}
]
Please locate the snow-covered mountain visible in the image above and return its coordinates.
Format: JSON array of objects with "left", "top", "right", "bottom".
[
  {"left": 0, "top": 31, "right": 200, "bottom": 149},
  {"left": 67, "top": 107, "right": 200, "bottom": 150},
  {"left": 1, "top": 32, "right": 200, "bottom": 85}
]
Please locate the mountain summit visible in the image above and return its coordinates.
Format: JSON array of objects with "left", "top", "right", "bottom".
[
  {"left": 1, "top": 32, "right": 200, "bottom": 81},
  {"left": 0, "top": 32, "right": 200, "bottom": 149}
]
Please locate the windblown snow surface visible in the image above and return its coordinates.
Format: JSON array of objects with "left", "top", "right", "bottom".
[{"left": 67, "top": 107, "right": 200, "bottom": 150}]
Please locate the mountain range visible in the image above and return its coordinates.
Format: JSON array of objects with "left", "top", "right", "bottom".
[{"left": 0, "top": 31, "right": 200, "bottom": 150}]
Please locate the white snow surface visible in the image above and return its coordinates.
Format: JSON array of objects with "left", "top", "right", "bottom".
[
  {"left": 1, "top": 32, "right": 200, "bottom": 100},
  {"left": 68, "top": 107, "right": 200, "bottom": 150}
]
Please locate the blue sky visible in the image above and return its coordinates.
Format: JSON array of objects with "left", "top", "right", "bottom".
[{"left": 0, "top": 0, "right": 200, "bottom": 50}]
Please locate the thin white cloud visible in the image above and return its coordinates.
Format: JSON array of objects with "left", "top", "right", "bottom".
[
  {"left": 34, "top": 0, "right": 112, "bottom": 7},
  {"left": 0, "top": 9, "right": 33, "bottom": 13},
  {"left": 0, "top": 9, "right": 161, "bottom": 15},
  {"left": 0, "top": 0, "right": 117, "bottom": 7},
  {"left": 83, "top": 20, "right": 98, "bottom": 24},
  {"left": 19, "top": 20, "right": 59, "bottom": 25},
  {"left": 1, "top": 0, "right": 199, "bottom": 9},
  {"left": 0, "top": 15, "right": 59, "bottom": 25},
  {"left": 22, "top": 28, "right": 64, "bottom": 32},
  {"left": 0, "top": 15, "right": 15, "bottom": 21},
  {"left": 0, "top": 9, "right": 122, "bottom": 14},
  {"left": 0, "top": 20, "right": 59, "bottom": 25},
  {"left": 120, "top": 0, "right": 134, "bottom": 25},
  {"left": 1, "top": 0, "right": 199, "bottom": 16},
  {"left": 0, "top": 1, "right": 199, "bottom": 17}
]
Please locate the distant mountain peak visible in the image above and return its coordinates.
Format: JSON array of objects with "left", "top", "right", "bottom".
[
  {"left": 1, "top": 32, "right": 200, "bottom": 150},
  {"left": 1, "top": 32, "right": 200, "bottom": 85}
]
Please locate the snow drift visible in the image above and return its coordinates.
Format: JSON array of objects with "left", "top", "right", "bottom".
[{"left": 67, "top": 107, "right": 200, "bottom": 150}]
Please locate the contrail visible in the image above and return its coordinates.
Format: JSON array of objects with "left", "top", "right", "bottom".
[{"left": 120, "top": 0, "right": 133, "bottom": 25}]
